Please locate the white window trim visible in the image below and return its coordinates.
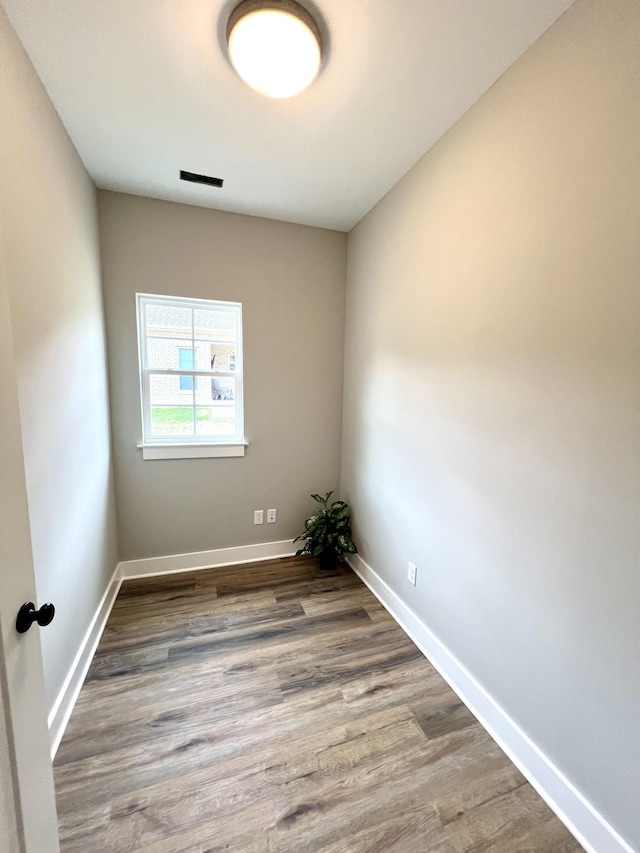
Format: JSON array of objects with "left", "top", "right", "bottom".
[
  {"left": 136, "top": 293, "right": 246, "bottom": 458},
  {"left": 137, "top": 441, "right": 248, "bottom": 460}
]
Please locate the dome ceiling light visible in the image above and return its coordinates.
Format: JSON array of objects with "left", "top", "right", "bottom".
[{"left": 226, "top": 0, "right": 323, "bottom": 99}]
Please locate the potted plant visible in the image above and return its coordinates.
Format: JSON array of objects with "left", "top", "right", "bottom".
[{"left": 294, "top": 491, "right": 358, "bottom": 570}]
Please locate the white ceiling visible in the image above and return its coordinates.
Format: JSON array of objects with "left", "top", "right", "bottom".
[{"left": 3, "top": 0, "right": 575, "bottom": 231}]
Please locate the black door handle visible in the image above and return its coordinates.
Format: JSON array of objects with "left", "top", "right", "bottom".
[{"left": 16, "top": 602, "right": 55, "bottom": 634}]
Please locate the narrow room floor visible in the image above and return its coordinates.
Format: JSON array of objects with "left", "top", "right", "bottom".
[{"left": 54, "top": 557, "right": 583, "bottom": 852}]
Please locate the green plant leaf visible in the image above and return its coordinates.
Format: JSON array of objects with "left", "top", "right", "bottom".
[
  {"left": 333, "top": 506, "right": 351, "bottom": 520},
  {"left": 336, "top": 534, "right": 350, "bottom": 551}
]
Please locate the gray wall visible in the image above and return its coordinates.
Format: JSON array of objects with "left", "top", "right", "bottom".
[
  {"left": 0, "top": 8, "right": 119, "bottom": 711},
  {"left": 341, "top": 0, "right": 640, "bottom": 846},
  {"left": 99, "top": 192, "right": 346, "bottom": 560}
]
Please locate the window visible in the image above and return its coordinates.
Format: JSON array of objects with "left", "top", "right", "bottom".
[
  {"left": 178, "top": 348, "right": 194, "bottom": 391},
  {"left": 136, "top": 293, "right": 245, "bottom": 458}
]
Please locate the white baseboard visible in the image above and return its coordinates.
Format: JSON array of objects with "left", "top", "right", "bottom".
[
  {"left": 118, "top": 539, "right": 297, "bottom": 579},
  {"left": 48, "top": 565, "right": 123, "bottom": 759},
  {"left": 48, "top": 540, "right": 297, "bottom": 756},
  {"left": 347, "top": 553, "right": 633, "bottom": 853}
]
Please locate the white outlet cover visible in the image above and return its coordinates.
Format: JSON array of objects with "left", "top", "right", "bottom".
[{"left": 408, "top": 562, "right": 417, "bottom": 585}]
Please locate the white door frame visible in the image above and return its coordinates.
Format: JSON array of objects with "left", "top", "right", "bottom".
[
  {"left": 0, "top": 643, "right": 23, "bottom": 853},
  {"left": 0, "top": 216, "right": 60, "bottom": 852}
]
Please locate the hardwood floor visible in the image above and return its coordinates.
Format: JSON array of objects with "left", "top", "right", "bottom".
[{"left": 54, "top": 557, "right": 583, "bottom": 852}]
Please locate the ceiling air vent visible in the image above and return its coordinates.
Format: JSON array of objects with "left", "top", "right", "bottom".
[{"left": 180, "top": 170, "right": 224, "bottom": 188}]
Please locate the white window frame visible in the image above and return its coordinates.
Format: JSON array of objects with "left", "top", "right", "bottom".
[{"left": 136, "top": 293, "right": 247, "bottom": 459}]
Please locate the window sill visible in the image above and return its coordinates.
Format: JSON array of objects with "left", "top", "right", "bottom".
[{"left": 137, "top": 441, "right": 248, "bottom": 460}]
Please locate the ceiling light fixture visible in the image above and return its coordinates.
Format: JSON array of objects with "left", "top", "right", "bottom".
[{"left": 226, "top": 0, "right": 322, "bottom": 99}]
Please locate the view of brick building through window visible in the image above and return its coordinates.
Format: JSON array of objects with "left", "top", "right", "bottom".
[{"left": 138, "top": 295, "right": 243, "bottom": 441}]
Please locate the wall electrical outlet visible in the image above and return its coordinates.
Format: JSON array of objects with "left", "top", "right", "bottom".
[
  {"left": 254, "top": 510, "right": 264, "bottom": 525},
  {"left": 267, "top": 508, "right": 277, "bottom": 524},
  {"left": 408, "top": 562, "right": 417, "bottom": 585}
]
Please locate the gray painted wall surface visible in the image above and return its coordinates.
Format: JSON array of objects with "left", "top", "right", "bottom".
[
  {"left": 99, "top": 192, "right": 347, "bottom": 560},
  {"left": 341, "top": 0, "right": 639, "bottom": 846},
  {"left": 0, "top": 8, "right": 119, "bottom": 712}
]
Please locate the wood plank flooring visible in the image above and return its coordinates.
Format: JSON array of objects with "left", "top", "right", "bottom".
[{"left": 54, "top": 557, "right": 583, "bottom": 852}]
